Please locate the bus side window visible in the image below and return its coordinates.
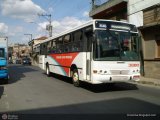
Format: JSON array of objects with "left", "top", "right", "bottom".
[
  {"left": 64, "top": 34, "right": 71, "bottom": 43},
  {"left": 73, "top": 30, "right": 83, "bottom": 52},
  {"left": 85, "top": 30, "right": 93, "bottom": 52},
  {"left": 56, "top": 37, "right": 63, "bottom": 53},
  {"left": 64, "top": 34, "right": 71, "bottom": 52},
  {"left": 73, "top": 30, "right": 83, "bottom": 42},
  {"left": 51, "top": 40, "right": 56, "bottom": 53},
  {"left": 47, "top": 41, "right": 52, "bottom": 54}
]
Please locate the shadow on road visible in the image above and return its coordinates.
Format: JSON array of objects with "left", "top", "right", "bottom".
[
  {"left": 0, "top": 86, "right": 4, "bottom": 99},
  {"left": 49, "top": 73, "right": 138, "bottom": 93},
  {"left": 81, "top": 82, "right": 138, "bottom": 93},
  {"left": 4, "top": 97, "right": 160, "bottom": 120},
  {"left": 8, "top": 64, "right": 38, "bottom": 84}
]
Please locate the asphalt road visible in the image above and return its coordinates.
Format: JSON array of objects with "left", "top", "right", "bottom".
[{"left": 0, "top": 64, "right": 160, "bottom": 119}]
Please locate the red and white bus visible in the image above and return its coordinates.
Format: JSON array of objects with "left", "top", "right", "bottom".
[{"left": 38, "top": 19, "right": 141, "bottom": 87}]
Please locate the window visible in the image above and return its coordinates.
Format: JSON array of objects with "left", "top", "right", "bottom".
[
  {"left": 40, "top": 43, "right": 47, "bottom": 55},
  {"left": 64, "top": 34, "right": 71, "bottom": 44},
  {"left": 94, "top": 30, "right": 139, "bottom": 61},
  {"left": 73, "top": 30, "right": 83, "bottom": 42},
  {"left": 56, "top": 44, "right": 63, "bottom": 53},
  {"left": 84, "top": 26, "right": 93, "bottom": 52},
  {"left": 72, "top": 42, "right": 82, "bottom": 52},
  {"left": 55, "top": 37, "right": 63, "bottom": 53},
  {"left": 52, "top": 40, "right": 56, "bottom": 47},
  {"left": 51, "top": 40, "right": 56, "bottom": 53},
  {"left": 57, "top": 37, "right": 63, "bottom": 44},
  {"left": 0, "top": 48, "right": 4, "bottom": 57},
  {"left": 156, "top": 35, "right": 160, "bottom": 58},
  {"left": 71, "top": 30, "right": 83, "bottom": 52},
  {"left": 47, "top": 41, "right": 52, "bottom": 53}
]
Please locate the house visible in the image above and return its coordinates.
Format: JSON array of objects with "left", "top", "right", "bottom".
[{"left": 28, "top": 36, "right": 48, "bottom": 65}]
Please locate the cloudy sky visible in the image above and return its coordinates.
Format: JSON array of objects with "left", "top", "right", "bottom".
[{"left": 0, "top": 0, "right": 107, "bottom": 44}]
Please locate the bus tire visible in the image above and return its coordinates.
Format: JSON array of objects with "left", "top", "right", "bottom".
[
  {"left": 4, "top": 75, "right": 9, "bottom": 84},
  {"left": 5, "top": 79, "right": 8, "bottom": 84},
  {"left": 72, "top": 69, "right": 80, "bottom": 87},
  {"left": 46, "top": 65, "right": 51, "bottom": 77}
]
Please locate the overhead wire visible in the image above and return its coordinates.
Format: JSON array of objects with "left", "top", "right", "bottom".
[{"left": 36, "top": 0, "right": 91, "bottom": 37}]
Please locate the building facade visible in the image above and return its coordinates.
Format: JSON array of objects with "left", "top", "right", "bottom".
[
  {"left": 128, "top": 0, "right": 160, "bottom": 78},
  {"left": 28, "top": 36, "right": 48, "bottom": 66},
  {"left": 89, "top": 0, "right": 160, "bottom": 79},
  {"left": 8, "top": 44, "right": 31, "bottom": 63}
]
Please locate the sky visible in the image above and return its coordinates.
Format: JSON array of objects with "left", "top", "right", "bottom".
[{"left": 0, "top": 0, "right": 107, "bottom": 44}]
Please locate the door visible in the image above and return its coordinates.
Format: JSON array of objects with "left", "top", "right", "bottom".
[{"left": 85, "top": 31, "right": 93, "bottom": 81}]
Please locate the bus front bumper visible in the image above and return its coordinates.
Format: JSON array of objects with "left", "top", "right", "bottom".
[{"left": 92, "top": 74, "right": 140, "bottom": 84}]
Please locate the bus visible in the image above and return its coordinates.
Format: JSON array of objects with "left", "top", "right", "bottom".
[
  {"left": 38, "top": 19, "right": 141, "bottom": 87},
  {"left": 0, "top": 37, "right": 9, "bottom": 83}
]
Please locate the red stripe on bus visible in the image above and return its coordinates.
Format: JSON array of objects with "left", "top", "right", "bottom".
[{"left": 50, "top": 52, "right": 79, "bottom": 76}]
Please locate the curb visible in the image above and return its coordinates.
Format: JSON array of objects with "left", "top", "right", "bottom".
[{"left": 136, "top": 77, "right": 160, "bottom": 87}]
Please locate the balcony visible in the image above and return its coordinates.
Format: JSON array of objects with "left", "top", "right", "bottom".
[{"left": 89, "top": 0, "right": 128, "bottom": 20}]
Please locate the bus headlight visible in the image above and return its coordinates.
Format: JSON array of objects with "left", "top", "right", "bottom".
[
  {"left": 93, "top": 70, "right": 108, "bottom": 74},
  {"left": 93, "top": 70, "right": 98, "bottom": 74}
]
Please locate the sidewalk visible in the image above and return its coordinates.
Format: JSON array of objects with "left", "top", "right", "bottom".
[{"left": 136, "top": 76, "right": 160, "bottom": 87}]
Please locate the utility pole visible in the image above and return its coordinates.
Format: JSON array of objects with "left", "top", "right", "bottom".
[
  {"left": 24, "top": 33, "right": 33, "bottom": 57},
  {"left": 38, "top": 13, "right": 52, "bottom": 37},
  {"left": 24, "top": 34, "right": 32, "bottom": 41},
  {"left": 91, "top": 0, "right": 96, "bottom": 9}
]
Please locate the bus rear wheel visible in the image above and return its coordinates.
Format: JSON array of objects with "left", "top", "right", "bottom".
[
  {"left": 72, "top": 69, "right": 80, "bottom": 87},
  {"left": 46, "top": 65, "right": 51, "bottom": 77}
]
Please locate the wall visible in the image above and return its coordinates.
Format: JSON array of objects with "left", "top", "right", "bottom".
[
  {"left": 128, "top": 0, "right": 160, "bottom": 15},
  {"left": 142, "top": 26, "right": 160, "bottom": 59},
  {"left": 128, "top": 0, "right": 160, "bottom": 26},
  {"left": 144, "top": 61, "right": 160, "bottom": 79}
]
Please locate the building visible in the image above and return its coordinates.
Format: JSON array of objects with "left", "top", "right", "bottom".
[
  {"left": 90, "top": 0, "right": 127, "bottom": 21},
  {"left": 8, "top": 44, "right": 31, "bottom": 63},
  {"left": 89, "top": 0, "right": 160, "bottom": 79},
  {"left": 28, "top": 36, "right": 48, "bottom": 66}
]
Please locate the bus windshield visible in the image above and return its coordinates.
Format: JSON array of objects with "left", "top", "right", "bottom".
[
  {"left": 94, "top": 30, "right": 140, "bottom": 61},
  {"left": 0, "top": 48, "right": 5, "bottom": 58}
]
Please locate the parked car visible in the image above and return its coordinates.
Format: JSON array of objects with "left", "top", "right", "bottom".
[
  {"left": 8, "top": 59, "right": 13, "bottom": 64},
  {"left": 16, "top": 59, "right": 21, "bottom": 64},
  {"left": 22, "top": 58, "right": 31, "bottom": 65}
]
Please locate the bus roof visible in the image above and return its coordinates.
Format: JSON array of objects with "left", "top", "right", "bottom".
[{"left": 39, "top": 19, "right": 136, "bottom": 44}]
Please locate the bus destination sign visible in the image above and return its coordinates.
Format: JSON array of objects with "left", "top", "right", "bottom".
[{"left": 95, "top": 21, "right": 137, "bottom": 32}]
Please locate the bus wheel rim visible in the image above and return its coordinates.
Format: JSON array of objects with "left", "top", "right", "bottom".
[{"left": 73, "top": 72, "right": 78, "bottom": 82}]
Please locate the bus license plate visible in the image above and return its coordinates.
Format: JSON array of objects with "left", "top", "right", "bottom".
[{"left": 112, "top": 76, "right": 129, "bottom": 81}]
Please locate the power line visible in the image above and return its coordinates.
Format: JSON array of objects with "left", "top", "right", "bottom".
[{"left": 38, "top": 13, "right": 53, "bottom": 37}]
